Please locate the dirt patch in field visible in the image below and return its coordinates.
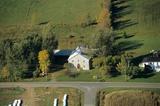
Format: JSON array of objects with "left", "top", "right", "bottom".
[{"left": 21, "top": 88, "right": 37, "bottom": 106}]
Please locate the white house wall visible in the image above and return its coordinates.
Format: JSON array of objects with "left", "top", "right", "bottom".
[
  {"left": 68, "top": 54, "right": 90, "bottom": 70},
  {"left": 140, "top": 62, "right": 160, "bottom": 72},
  {"left": 158, "top": 62, "right": 160, "bottom": 66}
]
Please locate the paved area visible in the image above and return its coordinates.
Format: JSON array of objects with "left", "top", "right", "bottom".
[{"left": 0, "top": 82, "right": 160, "bottom": 106}]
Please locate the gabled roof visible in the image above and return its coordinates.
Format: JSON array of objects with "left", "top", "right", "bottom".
[
  {"left": 142, "top": 52, "right": 160, "bottom": 62},
  {"left": 68, "top": 47, "right": 91, "bottom": 60},
  {"left": 142, "top": 57, "right": 160, "bottom": 62}
]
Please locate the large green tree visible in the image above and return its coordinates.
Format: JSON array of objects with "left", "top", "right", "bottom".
[
  {"left": 93, "top": 30, "right": 116, "bottom": 56},
  {"left": 42, "top": 32, "right": 58, "bottom": 55},
  {"left": 0, "top": 31, "right": 58, "bottom": 81}
]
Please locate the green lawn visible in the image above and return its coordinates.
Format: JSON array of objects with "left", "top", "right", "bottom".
[
  {"left": 0, "top": 0, "right": 103, "bottom": 25},
  {"left": 56, "top": 70, "right": 160, "bottom": 82},
  {"left": 0, "top": 87, "right": 25, "bottom": 106},
  {"left": 0, "top": 0, "right": 159, "bottom": 52},
  {"left": 113, "top": 0, "right": 160, "bottom": 55},
  {"left": 0, "top": 0, "right": 107, "bottom": 49},
  {"left": 56, "top": 71, "right": 97, "bottom": 82}
]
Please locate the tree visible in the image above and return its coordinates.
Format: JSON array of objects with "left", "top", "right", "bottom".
[
  {"left": 99, "top": 65, "right": 107, "bottom": 81},
  {"left": 64, "top": 63, "right": 79, "bottom": 78},
  {"left": 4, "top": 34, "right": 42, "bottom": 80},
  {"left": 94, "top": 30, "right": 116, "bottom": 56},
  {"left": 127, "top": 65, "right": 142, "bottom": 79},
  {"left": 42, "top": 32, "right": 58, "bottom": 55},
  {"left": 105, "top": 56, "right": 121, "bottom": 76},
  {"left": 92, "top": 57, "right": 106, "bottom": 68},
  {"left": 97, "top": 9, "right": 110, "bottom": 27},
  {"left": 0, "top": 66, "right": 10, "bottom": 80},
  {"left": 93, "top": 56, "right": 113, "bottom": 79},
  {"left": 116, "top": 55, "right": 128, "bottom": 80},
  {"left": 38, "top": 50, "right": 50, "bottom": 76},
  {"left": 0, "top": 39, "right": 13, "bottom": 69}
]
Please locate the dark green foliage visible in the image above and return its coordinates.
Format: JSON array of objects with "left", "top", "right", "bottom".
[
  {"left": 64, "top": 63, "right": 79, "bottom": 78},
  {"left": 42, "top": 31, "right": 58, "bottom": 61},
  {"left": 127, "top": 65, "right": 143, "bottom": 79},
  {"left": 0, "top": 39, "right": 13, "bottom": 68},
  {"left": 33, "top": 67, "right": 40, "bottom": 78},
  {"left": 106, "top": 56, "right": 121, "bottom": 76},
  {"left": 92, "top": 55, "right": 121, "bottom": 79},
  {"left": 0, "top": 32, "right": 57, "bottom": 81},
  {"left": 94, "top": 31, "right": 114, "bottom": 56},
  {"left": 116, "top": 54, "right": 143, "bottom": 80}
]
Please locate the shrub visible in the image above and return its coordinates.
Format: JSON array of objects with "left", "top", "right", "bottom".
[{"left": 64, "top": 63, "right": 79, "bottom": 78}]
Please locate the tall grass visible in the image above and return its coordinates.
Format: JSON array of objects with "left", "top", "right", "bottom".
[{"left": 98, "top": 88, "right": 160, "bottom": 106}]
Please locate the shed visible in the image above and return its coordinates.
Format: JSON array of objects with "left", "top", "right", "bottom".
[{"left": 53, "top": 49, "right": 73, "bottom": 65}]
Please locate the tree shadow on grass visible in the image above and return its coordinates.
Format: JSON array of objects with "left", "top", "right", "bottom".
[
  {"left": 113, "top": 19, "right": 137, "bottom": 30},
  {"left": 133, "top": 72, "right": 155, "bottom": 79},
  {"left": 110, "top": 0, "right": 137, "bottom": 30},
  {"left": 114, "top": 40, "right": 143, "bottom": 54},
  {"left": 131, "top": 53, "right": 153, "bottom": 65},
  {"left": 49, "top": 64, "right": 64, "bottom": 73}
]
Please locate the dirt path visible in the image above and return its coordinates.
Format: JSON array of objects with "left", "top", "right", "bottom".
[{"left": 21, "top": 88, "right": 36, "bottom": 106}]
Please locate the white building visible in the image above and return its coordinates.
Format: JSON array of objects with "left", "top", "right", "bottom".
[
  {"left": 139, "top": 55, "right": 160, "bottom": 72},
  {"left": 68, "top": 47, "right": 91, "bottom": 70}
]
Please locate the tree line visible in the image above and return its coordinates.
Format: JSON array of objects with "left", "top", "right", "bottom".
[
  {"left": 91, "top": 30, "right": 143, "bottom": 81},
  {"left": 0, "top": 32, "right": 58, "bottom": 81}
]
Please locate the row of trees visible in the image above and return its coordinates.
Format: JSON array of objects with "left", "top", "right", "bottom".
[
  {"left": 0, "top": 32, "right": 58, "bottom": 81},
  {"left": 92, "top": 30, "right": 142, "bottom": 81}
]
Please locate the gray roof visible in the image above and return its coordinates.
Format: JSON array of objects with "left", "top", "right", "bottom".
[
  {"left": 54, "top": 50, "right": 73, "bottom": 56},
  {"left": 142, "top": 57, "right": 160, "bottom": 62}
]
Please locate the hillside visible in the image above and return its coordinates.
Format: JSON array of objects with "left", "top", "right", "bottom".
[
  {"left": 0, "top": 0, "right": 110, "bottom": 49},
  {"left": 0, "top": 0, "right": 159, "bottom": 54},
  {"left": 0, "top": 0, "right": 103, "bottom": 25},
  {"left": 112, "top": 0, "right": 160, "bottom": 55}
]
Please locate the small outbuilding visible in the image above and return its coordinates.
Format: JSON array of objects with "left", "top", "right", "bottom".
[{"left": 53, "top": 49, "right": 73, "bottom": 65}]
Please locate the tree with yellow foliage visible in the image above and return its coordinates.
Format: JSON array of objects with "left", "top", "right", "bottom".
[
  {"left": 0, "top": 66, "right": 10, "bottom": 80},
  {"left": 97, "top": 8, "right": 111, "bottom": 27},
  {"left": 38, "top": 50, "right": 50, "bottom": 76}
]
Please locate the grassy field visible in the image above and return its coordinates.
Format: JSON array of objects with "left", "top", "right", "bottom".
[
  {"left": 56, "top": 69, "right": 160, "bottom": 82},
  {"left": 34, "top": 87, "right": 83, "bottom": 106},
  {"left": 0, "top": 0, "right": 103, "bottom": 25},
  {"left": 0, "top": 87, "right": 83, "bottom": 106},
  {"left": 98, "top": 88, "right": 160, "bottom": 106},
  {"left": 0, "top": 0, "right": 110, "bottom": 49},
  {"left": 0, "top": 87, "right": 25, "bottom": 106},
  {"left": 113, "top": 0, "right": 160, "bottom": 55},
  {"left": 0, "top": 0, "right": 159, "bottom": 53}
]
